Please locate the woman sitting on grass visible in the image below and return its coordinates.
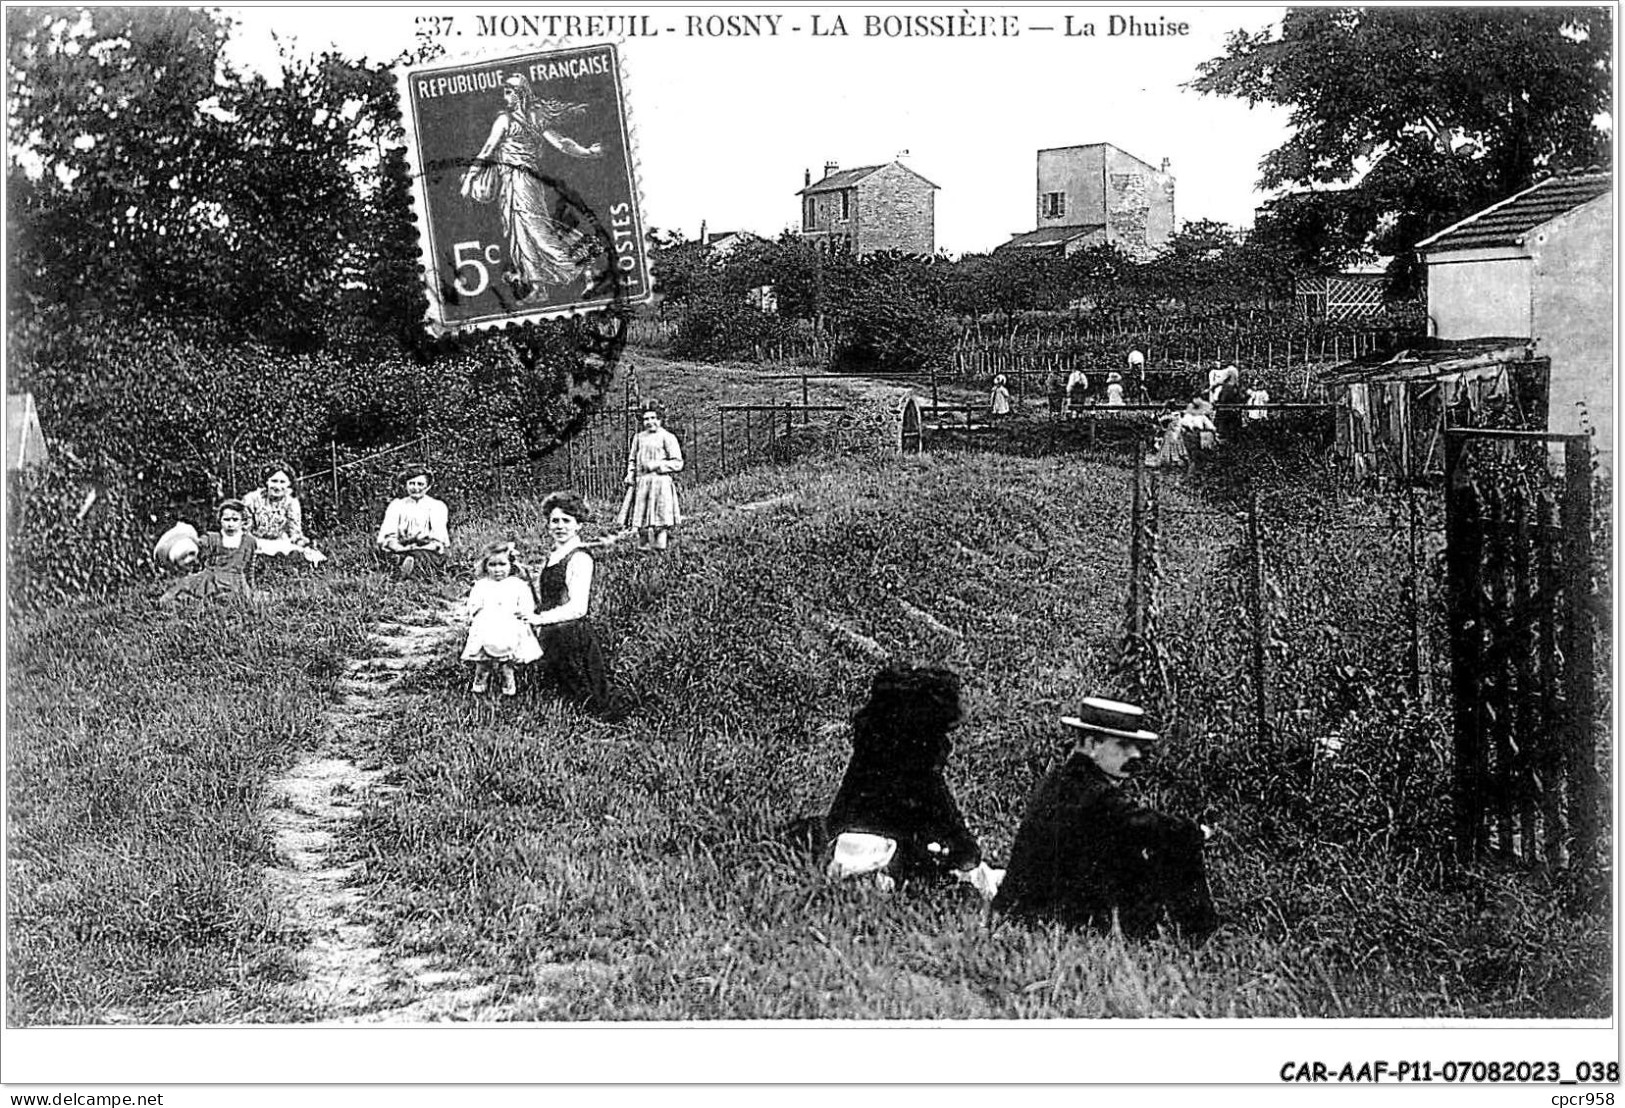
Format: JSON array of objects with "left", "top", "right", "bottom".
[
  {"left": 824, "top": 664, "right": 1001, "bottom": 899},
  {"left": 159, "top": 499, "right": 257, "bottom": 603},
  {"left": 242, "top": 462, "right": 325, "bottom": 564},
  {"left": 526, "top": 491, "right": 610, "bottom": 713},
  {"left": 461, "top": 540, "right": 542, "bottom": 697},
  {"left": 376, "top": 464, "right": 450, "bottom": 579}
]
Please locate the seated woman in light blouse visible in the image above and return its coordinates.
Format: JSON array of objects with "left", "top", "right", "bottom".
[
  {"left": 242, "top": 462, "right": 325, "bottom": 564},
  {"left": 375, "top": 464, "right": 450, "bottom": 579}
]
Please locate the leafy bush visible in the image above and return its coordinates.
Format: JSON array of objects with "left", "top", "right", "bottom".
[{"left": 670, "top": 295, "right": 795, "bottom": 362}]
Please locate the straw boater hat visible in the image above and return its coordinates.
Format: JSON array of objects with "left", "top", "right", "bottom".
[
  {"left": 1127, "top": 350, "right": 1145, "bottom": 366},
  {"left": 994, "top": 374, "right": 1007, "bottom": 385},
  {"left": 1061, "top": 696, "right": 1159, "bottom": 744},
  {"left": 1107, "top": 372, "right": 1122, "bottom": 384}
]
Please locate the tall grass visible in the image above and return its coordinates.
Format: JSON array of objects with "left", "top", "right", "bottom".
[
  {"left": 349, "top": 452, "right": 1608, "bottom": 1019},
  {"left": 7, "top": 439, "right": 1609, "bottom": 1021},
  {"left": 5, "top": 549, "right": 419, "bottom": 1024}
]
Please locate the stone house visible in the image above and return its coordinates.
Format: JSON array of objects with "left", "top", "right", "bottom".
[
  {"left": 1415, "top": 169, "right": 1613, "bottom": 461},
  {"left": 1000, "top": 143, "right": 1175, "bottom": 259},
  {"left": 797, "top": 160, "right": 938, "bottom": 255}
]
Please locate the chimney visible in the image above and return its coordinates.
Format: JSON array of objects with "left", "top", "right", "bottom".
[
  {"left": 1161, "top": 157, "right": 1171, "bottom": 173},
  {"left": 824, "top": 159, "right": 839, "bottom": 178},
  {"left": 699, "top": 219, "right": 708, "bottom": 245},
  {"left": 804, "top": 167, "right": 811, "bottom": 187}
]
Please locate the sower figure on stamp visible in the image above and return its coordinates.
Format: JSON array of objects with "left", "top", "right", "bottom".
[
  {"left": 994, "top": 697, "right": 1217, "bottom": 940},
  {"left": 460, "top": 75, "right": 605, "bottom": 305}
]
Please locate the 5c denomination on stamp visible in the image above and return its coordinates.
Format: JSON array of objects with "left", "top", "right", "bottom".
[{"left": 397, "top": 44, "right": 651, "bottom": 334}]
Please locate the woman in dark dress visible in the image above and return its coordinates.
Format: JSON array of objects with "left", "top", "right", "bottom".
[
  {"left": 825, "top": 664, "right": 995, "bottom": 893},
  {"left": 525, "top": 491, "right": 609, "bottom": 712}
]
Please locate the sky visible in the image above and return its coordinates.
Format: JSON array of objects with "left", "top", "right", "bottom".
[{"left": 220, "top": 3, "right": 1296, "bottom": 254}]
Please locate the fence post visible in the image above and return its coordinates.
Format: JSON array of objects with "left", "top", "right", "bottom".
[
  {"left": 1129, "top": 450, "right": 1145, "bottom": 643},
  {"left": 1443, "top": 432, "right": 1483, "bottom": 864},
  {"left": 1562, "top": 440, "right": 1599, "bottom": 882},
  {"left": 330, "top": 440, "right": 340, "bottom": 515},
  {"left": 1405, "top": 482, "right": 1426, "bottom": 702},
  {"left": 802, "top": 374, "right": 810, "bottom": 425},
  {"left": 1248, "top": 489, "right": 1271, "bottom": 742}
]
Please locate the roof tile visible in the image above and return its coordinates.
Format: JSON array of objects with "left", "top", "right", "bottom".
[{"left": 1419, "top": 172, "right": 1611, "bottom": 253}]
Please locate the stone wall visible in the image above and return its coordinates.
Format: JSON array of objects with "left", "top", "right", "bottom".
[{"left": 856, "top": 164, "right": 935, "bottom": 255}]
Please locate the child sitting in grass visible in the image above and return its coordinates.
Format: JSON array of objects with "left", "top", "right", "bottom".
[
  {"left": 159, "top": 500, "right": 258, "bottom": 603},
  {"left": 460, "top": 540, "right": 542, "bottom": 696}
]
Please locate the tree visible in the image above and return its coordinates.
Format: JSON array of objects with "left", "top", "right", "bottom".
[
  {"left": 6, "top": 8, "right": 615, "bottom": 535},
  {"left": 1190, "top": 8, "right": 1611, "bottom": 290}
]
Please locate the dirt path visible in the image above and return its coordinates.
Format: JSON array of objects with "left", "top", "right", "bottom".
[{"left": 261, "top": 595, "right": 530, "bottom": 1023}]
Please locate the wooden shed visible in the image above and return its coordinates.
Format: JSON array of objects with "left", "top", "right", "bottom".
[{"left": 1318, "top": 340, "right": 1549, "bottom": 484}]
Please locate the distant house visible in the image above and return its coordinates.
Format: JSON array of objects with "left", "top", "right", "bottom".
[
  {"left": 1415, "top": 170, "right": 1613, "bottom": 460},
  {"left": 5, "top": 393, "right": 48, "bottom": 472},
  {"left": 999, "top": 143, "right": 1175, "bottom": 259},
  {"left": 698, "top": 225, "right": 762, "bottom": 257},
  {"left": 797, "top": 160, "right": 938, "bottom": 255}
]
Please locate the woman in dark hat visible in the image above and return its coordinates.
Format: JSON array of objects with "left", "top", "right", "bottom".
[
  {"left": 375, "top": 464, "right": 450, "bottom": 579},
  {"left": 824, "top": 664, "right": 999, "bottom": 896},
  {"left": 994, "top": 696, "right": 1217, "bottom": 940}
]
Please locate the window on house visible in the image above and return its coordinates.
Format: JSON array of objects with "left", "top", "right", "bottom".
[
  {"left": 841, "top": 189, "right": 851, "bottom": 221},
  {"left": 805, "top": 197, "right": 816, "bottom": 230},
  {"left": 1043, "top": 191, "right": 1066, "bottom": 219}
]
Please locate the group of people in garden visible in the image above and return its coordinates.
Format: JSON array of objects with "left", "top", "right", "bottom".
[
  {"left": 154, "top": 405, "right": 687, "bottom": 714},
  {"left": 990, "top": 351, "right": 1275, "bottom": 468},
  {"left": 152, "top": 395, "right": 1217, "bottom": 942}
]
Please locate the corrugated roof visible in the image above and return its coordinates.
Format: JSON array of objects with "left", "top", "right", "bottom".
[
  {"left": 1417, "top": 171, "right": 1611, "bottom": 254},
  {"left": 1317, "top": 338, "right": 1535, "bottom": 386},
  {"left": 998, "top": 225, "right": 1104, "bottom": 250}
]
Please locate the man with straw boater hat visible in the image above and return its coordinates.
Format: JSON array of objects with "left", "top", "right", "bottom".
[{"left": 994, "top": 697, "right": 1217, "bottom": 940}]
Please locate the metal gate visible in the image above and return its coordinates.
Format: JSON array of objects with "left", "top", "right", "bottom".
[{"left": 1442, "top": 429, "right": 1602, "bottom": 875}]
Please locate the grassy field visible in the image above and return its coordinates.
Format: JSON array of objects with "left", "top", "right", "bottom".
[{"left": 5, "top": 359, "right": 1611, "bottom": 1023}]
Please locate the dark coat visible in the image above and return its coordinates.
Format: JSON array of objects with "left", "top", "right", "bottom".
[
  {"left": 994, "top": 753, "right": 1217, "bottom": 940},
  {"left": 826, "top": 748, "right": 981, "bottom": 881}
]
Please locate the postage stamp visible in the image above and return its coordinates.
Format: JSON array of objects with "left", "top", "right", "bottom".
[{"left": 397, "top": 44, "right": 651, "bottom": 333}]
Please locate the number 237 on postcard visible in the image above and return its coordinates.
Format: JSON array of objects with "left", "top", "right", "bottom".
[{"left": 398, "top": 45, "right": 651, "bottom": 333}]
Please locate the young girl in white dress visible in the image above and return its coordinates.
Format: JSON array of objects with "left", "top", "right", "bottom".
[
  {"left": 461, "top": 541, "right": 542, "bottom": 696},
  {"left": 989, "top": 374, "right": 1012, "bottom": 417}
]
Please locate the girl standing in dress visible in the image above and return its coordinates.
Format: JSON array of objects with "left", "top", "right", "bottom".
[
  {"left": 461, "top": 540, "right": 542, "bottom": 697},
  {"left": 1105, "top": 372, "right": 1127, "bottom": 407},
  {"left": 989, "top": 374, "right": 1012, "bottom": 418},
  {"left": 619, "top": 406, "right": 684, "bottom": 553},
  {"left": 527, "top": 492, "right": 610, "bottom": 712}
]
